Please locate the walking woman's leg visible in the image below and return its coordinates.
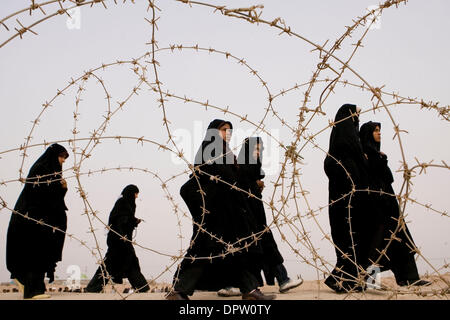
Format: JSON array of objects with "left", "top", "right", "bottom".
[
  {"left": 172, "top": 261, "right": 205, "bottom": 297},
  {"left": 85, "top": 265, "right": 108, "bottom": 293},
  {"left": 23, "top": 271, "right": 46, "bottom": 299},
  {"left": 127, "top": 267, "right": 150, "bottom": 292}
]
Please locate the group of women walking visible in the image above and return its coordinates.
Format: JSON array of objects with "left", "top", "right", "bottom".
[
  {"left": 167, "top": 119, "right": 302, "bottom": 300},
  {"left": 5, "top": 104, "right": 429, "bottom": 300},
  {"left": 6, "top": 145, "right": 149, "bottom": 299},
  {"left": 323, "top": 104, "right": 430, "bottom": 293}
]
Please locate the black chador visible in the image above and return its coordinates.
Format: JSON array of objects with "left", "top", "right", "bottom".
[
  {"left": 6, "top": 143, "right": 69, "bottom": 299},
  {"left": 323, "top": 104, "right": 371, "bottom": 292},
  {"left": 169, "top": 119, "right": 273, "bottom": 300},
  {"left": 359, "top": 121, "right": 430, "bottom": 286},
  {"left": 236, "top": 137, "right": 303, "bottom": 293},
  {"left": 85, "top": 185, "right": 149, "bottom": 293}
]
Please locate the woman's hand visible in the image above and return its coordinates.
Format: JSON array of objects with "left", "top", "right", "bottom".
[
  {"left": 61, "top": 178, "right": 67, "bottom": 189},
  {"left": 256, "top": 180, "right": 265, "bottom": 192}
]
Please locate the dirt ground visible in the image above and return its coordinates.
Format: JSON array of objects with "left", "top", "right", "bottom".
[{"left": 1, "top": 274, "right": 449, "bottom": 300}]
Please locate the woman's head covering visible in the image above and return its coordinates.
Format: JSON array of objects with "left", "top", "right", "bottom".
[
  {"left": 360, "top": 121, "right": 393, "bottom": 183},
  {"left": 237, "top": 137, "right": 265, "bottom": 180},
  {"left": 359, "top": 121, "right": 381, "bottom": 154},
  {"left": 328, "top": 104, "right": 363, "bottom": 157},
  {"left": 194, "top": 119, "right": 234, "bottom": 165},
  {"left": 28, "top": 143, "right": 69, "bottom": 178},
  {"left": 334, "top": 104, "right": 360, "bottom": 129},
  {"left": 359, "top": 121, "right": 381, "bottom": 151},
  {"left": 237, "top": 137, "right": 263, "bottom": 165},
  {"left": 119, "top": 184, "right": 139, "bottom": 212},
  {"left": 207, "top": 119, "right": 233, "bottom": 131},
  {"left": 108, "top": 185, "right": 139, "bottom": 223},
  {"left": 121, "top": 184, "right": 139, "bottom": 201}
]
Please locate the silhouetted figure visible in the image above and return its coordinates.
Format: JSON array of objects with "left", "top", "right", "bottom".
[
  {"left": 323, "top": 104, "right": 372, "bottom": 293},
  {"left": 167, "top": 119, "right": 275, "bottom": 300},
  {"left": 85, "top": 185, "right": 149, "bottom": 293},
  {"left": 218, "top": 137, "right": 303, "bottom": 295},
  {"left": 359, "top": 121, "right": 431, "bottom": 287},
  {"left": 6, "top": 143, "right": 69, "bottom": 299}
]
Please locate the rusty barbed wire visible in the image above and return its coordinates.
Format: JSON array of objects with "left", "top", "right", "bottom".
[{"left": 0, "top": 0, "right": 449, "bottom": 299}]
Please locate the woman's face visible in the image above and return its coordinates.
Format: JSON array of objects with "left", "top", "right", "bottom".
[
  {"left": 135, "top": 193, "right": 139, "bottom": 199},
  {"left": 252, "top": 143, "right": 262, "bottom": 160},
  {"left": 58, "top": 156, "right": 66, "bottom": 165},
  {"left": 373, "top": 126, "right": 381, "bottom": 143},
  {"left": 219, "top": 123, "right": 232, "bottom": 143}
]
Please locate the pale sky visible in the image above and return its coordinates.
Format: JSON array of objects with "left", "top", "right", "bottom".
[{"left": 0, "top": 0, "right": 449, "bottom": 284}]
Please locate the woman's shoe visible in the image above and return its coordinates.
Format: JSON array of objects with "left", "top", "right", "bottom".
[
  {"left": 24, "top": 293, "right": 51, "bottom": 300},
  {"left": 398, "top": 279, "right": 432, "bottom": 287},
  {"left": 218, "top": 287, "right": 241, "bottom": 297},
  {"left": 279, "top": 278, "right": 304, "bottom": 293},
  {"left": 242, "top": 289, "right": 276, "bottom": 300},
  {"left": 166, "top": 291, "right": 189, "bottom": 300},
  {"left": 324, "top": 277, "right": 346, "bottom": 293},
  {"left": 13, "top": 279, "right": 24, "bottom": 293},
  {"left": 32, "top": 294, "right": 51, "bottom": 299},
  {"left": 324, "top": 277, "right": 364, "bottom": 293}
]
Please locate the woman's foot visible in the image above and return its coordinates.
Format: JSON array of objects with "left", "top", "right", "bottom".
[
  {"left": 27, "top": 294, "right": 51, "bottom": 300},
  {"left": 324, "top": 277, "right": 365, "bottom": 293},
  {"left": 218, "top": 287, "right": 241, "bottom": 297},
  {"left": 324, "top": 277, "right": 346, "bottom": 293},
  {"left": 279, "top": 278, "right": 304, "bottom": 293},
  {"left": 13, "top": 279, "right": 24, "bottom": 293},
  {"left": 24, "top": 291, "right": 51, "bottom": 300},
  {"left": 166, "top": 291, "right": 190, "bottom": 300},
  {"left": 398, "top": 279, "right": 432, "bottom": 287},
  {"left": 242, "top": 289, "right": 276, "bottom": 300}
]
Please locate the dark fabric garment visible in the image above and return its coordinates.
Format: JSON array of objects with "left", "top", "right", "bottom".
[
  {"left": 237, "top": 137, "right": 284, "bottom": 286},
  {"left": 173, "top": 259, "right": 258, "bottom": 295},
  {"left": 194, "top": 119, "right": 234, "bottom": 167},
  {"left": 273, "top": 264, "right": 289, "bottom": 285},
  {"left": 175, "top": 119, "right": 262, "bottom": 294},
  {"left": 86, "top": 184, "right": 148, "bottom": 292},
  {"left": 359, "top": 121, "right": 420, "bottom": 283},
  {"left": 323, "top": 104, "right": 373, "bottom": 289},
  {"left": 100, "top": 184, "right": 144, "bottom": 282},
  {"left": 86, "top": 259, "right": 149, "bottom": 292},
  {"left": 20, "top": 271, "right": 46, "bottom": 299},
  {"left": 258, "top": 263, "right": 289, "bottom": 286},
  {"left": 6, "top": 143, "right": 69, "bottom": 287}
]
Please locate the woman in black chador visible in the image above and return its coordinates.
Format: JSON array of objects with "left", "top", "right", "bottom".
[
  {"left": 85, "top": 185, "right": 150, "bottom": 293},
  {"left": 323, "top": 104, "right": 372, "bottom": 293},
  {"left": 167, "top": 119, "right": 275, "bottom": 300},
  {"left": 233, "top": 137, "right": 303, "bottom": 294},
  {"left": 6, "top": 143, "right": 69, "bottom": 299},
  {"left": 359, "top": 121, "right": 431, "bottom": 287}
]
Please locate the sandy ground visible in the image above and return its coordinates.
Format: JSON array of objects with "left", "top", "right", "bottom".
[{"left": 0, "top": 274, "right": 449, "bottom": 300}]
